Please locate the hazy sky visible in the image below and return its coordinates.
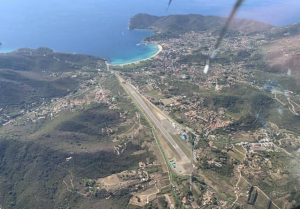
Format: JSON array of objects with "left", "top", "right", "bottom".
[
  {"left": 236, "top": 0, "right": 300, "bottom": 25},
  {"left": 168, "top": 0, "right": 300, "bottom": 25},
  {"left": 0, "top": 0, "right": 299, "bottom": 26}
]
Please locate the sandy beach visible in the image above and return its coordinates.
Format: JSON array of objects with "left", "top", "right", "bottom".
[{"left": 110, "top": 44, "right": 163, "bottom": 66}]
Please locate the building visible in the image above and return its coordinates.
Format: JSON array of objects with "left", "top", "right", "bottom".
[
  {"left": 161, "top": 98, "right": 174, "bottom": 106},
  {"left": 251, "top": 144, "right": 266, "bottom": 153}
]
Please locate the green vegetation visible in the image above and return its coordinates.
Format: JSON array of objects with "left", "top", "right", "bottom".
[
  {"left": 201, "top": 150, "right": 234, "bottom": 177},
  {"left": 110, "top": 60, "right": 154, "bottom": 72},
  {"left": 81, "top": 67, "right": 98, "bottom": 72},
  {"left": 178, "top": 51, "right": 233, "bottom": 65},
  {"left": 229, "top": 114, "right": 262, "bottom": 131},
  {"left": 288, "top": 189, "right": 300, "bottom": 203},
  {"left": 147, "top": 89, "right": 164, "bottom": 100},
  {"left": 0, "top": 70, "right": 79, "bottom": 108},
  {"left": 129, "top": 13, "right": 160, "bottom": 30},
  {"left": 59, "top": 104, "right": 121, "bottom": 136},
  {"left": 102, "top": 74, "right": 141, "bottom": 119},
  {"left": 0, "top": 47, "right": 105, "bottom": 72},
  {"left": 158, "top": 196, "right": 168, "bottom": 209},
  {"left": 69, "top": 143, "right": 152, "bottom": 178},
  {"left": 178, "top": 52, "right": 208, "bottom": 64},
  {"left": 144, "top": 31, "right": 180, "bottom": 41},
  {"left": 0, "top": 51, "right": 158, "bottom": 208},
  {"left": 0, "top": 138, "right": 151, "bottom": 209},
  {"left": 211, "top": 95, "right": 244, "bottom": 112},
  {"left": 0, "top": 48, "right": 105, "bottom": 114},
  {"left": 130, "top": 13, "right": 273, "bottom": 34},
  {"left": 0, "top": 140, "right": 68, "bottom": 209},
  {"left": 164, "top": 80, "right": 200, "bottom": 97}
]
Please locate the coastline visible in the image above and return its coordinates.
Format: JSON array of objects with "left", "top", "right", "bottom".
[{"left": 110, "top": 44, "right": 163, "bottom": 66}]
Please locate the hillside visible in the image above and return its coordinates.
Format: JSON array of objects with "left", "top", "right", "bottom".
[
  {"left": 129, "top": 13, "right": 274, "bottom": 34},
  {"left": 0, "top": 49, "right": 157, "bottom": 208},
  {"left": 0, "top": 48, "right": 106, "bottom": 109},
  {"left": 260, "top": 23, "right": 300, "bottom": 76},
  {"left": 0, "top": 136, "right": 146, "bottom": 209},
  {"left": 0, "top": 47, "right": 105, "bottom": 72},
  {"left": 266, "top": 22, "right": 300, "bottom": 39}
]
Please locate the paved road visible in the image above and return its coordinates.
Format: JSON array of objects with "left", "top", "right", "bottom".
[{"left": 123, "top": 82, "right": 187, "bottom": 159}]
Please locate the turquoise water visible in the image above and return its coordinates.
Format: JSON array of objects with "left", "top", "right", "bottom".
[
  {"left": 110, "top": 44, "right": 159, "bottom": 65},
  {"left": 0, "top": 0, "right": 299, "bottom": 64},
  {"left": 0, "top": 0, "right": 160, "bottom": 64}
]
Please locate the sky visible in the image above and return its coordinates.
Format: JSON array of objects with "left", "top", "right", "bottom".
[
  {"left": 1, "top": 0, "right": 299, "bottom": 26},
  {"left": 167, "top": 0, "right": 300, "bottom": 25},
  {"left": 237, "top": 0, "right": 300, "bottom": 25}
]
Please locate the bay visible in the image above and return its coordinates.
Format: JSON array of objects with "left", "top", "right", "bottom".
[{"left": 0, "top": 0, "right": 299, "bottom": 64}]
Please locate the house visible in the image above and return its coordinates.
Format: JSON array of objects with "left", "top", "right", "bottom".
[
  {"left": 182, "top": 196, "right": 188, "bottom": 204},
  {"left": 251, "top": 144, "right": 266, "bottom": 153},
  {"left": 161, "top": 99, "right": 174, "bottom": 106},
  {"left": 209, "top": 141, "right": 215, "bottom": 147},
  {"left": 139, "top": 162, "right": 145, "bottom": 169}
]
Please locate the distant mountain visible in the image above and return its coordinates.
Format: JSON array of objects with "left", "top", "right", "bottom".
[{"left": 129, "top": 13, "right": 274, "bottom": 34}]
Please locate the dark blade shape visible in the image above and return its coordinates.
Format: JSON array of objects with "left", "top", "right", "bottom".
[
  {"left": 215, "top": 0, "right": 244, "bottom": 49},
  {"left": 168, "top": 0, "right": 173, "bottom": 7},
  {"left": 204, "top": 0, "right": 245, "bottom": 74}
]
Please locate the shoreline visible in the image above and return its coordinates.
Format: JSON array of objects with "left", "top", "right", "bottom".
[{"left": 110, "top": 44, "right": 163, "bottom": 67}]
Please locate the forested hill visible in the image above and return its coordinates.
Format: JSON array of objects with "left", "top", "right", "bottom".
[
  {"left": 0, "top": 47, "right": 105, "bottom": 72},
  {"left": 0, "top": 48, "right": 106, "bottom": 108},
  {"left": 129, "top": 13, "right": 274, "bottom": 34}
]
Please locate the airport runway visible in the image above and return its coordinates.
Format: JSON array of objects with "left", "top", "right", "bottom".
[{"left": 123, "top": 82, "right": 187, "bottom": 159}]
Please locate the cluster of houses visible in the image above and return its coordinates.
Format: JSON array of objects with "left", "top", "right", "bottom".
[{"left": 237, "top": 139, "right": 276, "bottom": 153}]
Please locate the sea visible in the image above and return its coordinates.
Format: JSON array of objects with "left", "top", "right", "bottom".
[{"left": 0, "top": 0, "right": 299, "bottom": 65}]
